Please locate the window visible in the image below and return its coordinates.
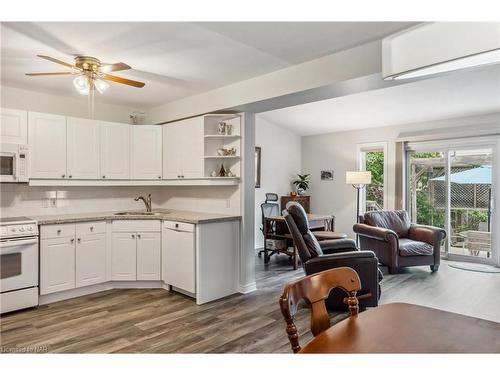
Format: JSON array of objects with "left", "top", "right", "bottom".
[{"left": 357, "top": 142, "right": 388, "bottom": 213}]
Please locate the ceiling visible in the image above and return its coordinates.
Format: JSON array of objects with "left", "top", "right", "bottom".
[
  {"left": 258, "top": 65, "right": 500, "bottom": 136},
  {"left": 0, "top": 22, "right": 414, "bottom": 108}
]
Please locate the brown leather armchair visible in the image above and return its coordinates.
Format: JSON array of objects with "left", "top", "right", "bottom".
[
  {"left": 353, "top": 210, "right": 446, "bottom": 274},
  {"left": 283, "top": 202, "right": 381, "bottom": 310}
]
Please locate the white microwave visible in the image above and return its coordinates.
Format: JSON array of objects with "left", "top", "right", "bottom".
[{"left": 0, "top": 143, "right": 29, "bottom": 183}]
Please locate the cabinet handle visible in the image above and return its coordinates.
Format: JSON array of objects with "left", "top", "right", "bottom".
[
  {"left": 131, "top": 234, "right": 135, "bottom": 239},
  {"left": 137, "top": 234, "right": 141, "bottom": 239},
  {"left": 69, "top": 175, "right": 72, "bottom": 178},
  {"left": 90, "top": 226, "right": 94, "bottom": 231},
  {"left": 57, "top": 229, "right": 61, "bottom": 234},
  {"left": 77, "top": 238, "right": 81, "bottom": 243},
  {"left": 70, "top": 238, "right": 75, "bottom": 243},
  {"left": 102, "top": 175, "right": 106, "bottom": 179},
  {"left": 62, "top": 174, "right": 66, "bottom": 178},
  {"left": 158, "top": 176, "right": 161, "bottom": 179}
]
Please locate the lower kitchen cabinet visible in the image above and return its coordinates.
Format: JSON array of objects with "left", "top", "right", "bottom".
[
  {"left": 76, "top": 233, "right": 106, "bottom": 288},
  {"left": 137, "top": 232, "right": 161, "bottom": 281},
  {"left": 40, "top": 221, "right": 107, "bottom": 295},
  {"left": 40, "top": 236, "right": 76, "bottom": 295},
  {"left": 111, "top": 221, "right": 161, "bottom": 281},
  {"left": 111, "top": 232, "right": 137, "bottom": 281}
]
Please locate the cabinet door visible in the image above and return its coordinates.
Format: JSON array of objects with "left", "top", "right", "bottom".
[
  {"left": 67, "top": 117, "right": 100, "bottom": 179},
  {"left": 0, "top": 108, "right": 27, "bottom": 144},
  {"left": 162, "top": 122, "right": 182, "bottom": 179},
  {"left": 180, "top": 117, "right": 204, "bottom": 178},
  {"left": 28, "top": 112, "right": 67, "bottom": 179},
  {"left": 111, "top": 232, "right": 137, "bottom": 280},
  {"left": 100, "top": 121, "right": 130, "bottom": 179},
  {"left": 136, "top": 232, "right": 161, "bottom": 280},
  {"left": 40, "top": 237, "right": 75, "bottom": 295},
  {"left": 76, "top": 233, "right": 106, "bottom": 288},
  {"left": 131, "top": 126, "right": 162, "bottom": 180},
  {"left": 164, "top": 226, "right": 195, "bottom": 293}
]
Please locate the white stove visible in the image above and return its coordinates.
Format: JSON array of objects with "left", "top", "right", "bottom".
[{"left": 0, "top": 216, "right": 39, "bottom": 314}]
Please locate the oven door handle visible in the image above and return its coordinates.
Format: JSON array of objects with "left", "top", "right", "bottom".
[{"left": 0, "top": 237, "right": 38, "bottom": 249}]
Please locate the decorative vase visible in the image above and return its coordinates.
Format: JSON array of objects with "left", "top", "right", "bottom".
[
  {"left": 297, "top": 188, "right": 305, "bottom": 196},
  {"left": 219, "top": 164, "right": 226, "bottom": 177}
]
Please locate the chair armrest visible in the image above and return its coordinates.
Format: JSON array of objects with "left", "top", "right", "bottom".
[
  {"left": 409, "top": 224, "right": 446, "bottom": 245},
  {"left": 319, "top": 238, "right": 357, "bottom": 254},
  {"left": 353, "top": 223, "right": 398, "bottom": 242}
]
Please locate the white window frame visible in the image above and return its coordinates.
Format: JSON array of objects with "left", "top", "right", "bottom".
[{"left": 356, "top": 142, "right": 388, "bottom": 214}]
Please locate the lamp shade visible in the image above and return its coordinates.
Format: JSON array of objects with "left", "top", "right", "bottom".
[{"left": 346, "top": 171, "right": 372, "bottom": 185}]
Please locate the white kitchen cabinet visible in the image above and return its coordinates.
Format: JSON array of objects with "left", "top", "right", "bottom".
[
  {"left": 164, "top": 221, "right": 196, "bottom": 293},
  {"left": 111, "top": 232, "right": 137, "bottom": 281},
  {"left": 67, "top": 117, "right": 100, "bottom": 179},
  {"left": 136, "top": 232, "right": 161, "bottom": 280},
  {"left": 131, "top": 125, "right": 162, "bottom": 180},
  {"left": 40, "top": 236, "right": 76, "bottom": 295},
  {"left": 75, "top": 232, "right": 106, "bottom": 288},
  {"left": 0, "top": 108, "right": 27, "bottom": 144},
  {"left": 162, "top": 117, "right": 204, "bottom": 179},
  {"left": 28, "top": 111, "right": 67, "bottom": 179},
  {"left": 100, "top": 121, "right": 130, "bottom": 179}
]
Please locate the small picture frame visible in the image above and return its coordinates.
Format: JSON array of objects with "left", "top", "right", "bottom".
[
  {"left": 255, "top": 147, "right": 261, "bottom": 188},
  {"left": 321, "top": 170, "right": 334, "bottom": 181}
]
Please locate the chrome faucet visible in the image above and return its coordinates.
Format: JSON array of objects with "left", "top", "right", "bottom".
[{"left": 135, "top": 194, "right": 152, "bottom": 212}]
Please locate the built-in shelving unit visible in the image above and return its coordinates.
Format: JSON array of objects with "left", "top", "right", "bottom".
[{"left": 203, "top": 114, "right": 241, "bottom": 179}]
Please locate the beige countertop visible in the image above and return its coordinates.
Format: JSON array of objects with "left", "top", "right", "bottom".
[{"left": 31, "top": 208, "right": 241, "bottom": 225}]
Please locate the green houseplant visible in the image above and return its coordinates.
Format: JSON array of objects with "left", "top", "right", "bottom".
[{"left": 293, "top": 174, "right": 311, "bottom": 195}]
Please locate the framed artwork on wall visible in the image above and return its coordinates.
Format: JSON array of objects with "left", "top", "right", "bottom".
[
  {"left": 321, "top": 170, "right": 334, "bottom": 180},
  {"left": 255, "top": 147, "right": 261, "bottom": 188}
]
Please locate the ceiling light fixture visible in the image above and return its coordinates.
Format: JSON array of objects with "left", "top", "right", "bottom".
[
  {"left": 73, "top": 75, "right": 90, "bottom": 95},
  {"left": 383, "top": 22, "right": 500, "bottom": 80}
]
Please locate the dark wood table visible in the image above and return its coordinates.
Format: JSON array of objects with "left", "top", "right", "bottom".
[
  {"left": 300, "top": 303, "right": 500, "bottom": 353},
  {"left": 263, "top": 213, "right": 334, "bottom": 269}
]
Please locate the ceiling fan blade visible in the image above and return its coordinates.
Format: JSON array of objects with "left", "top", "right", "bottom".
[
  {"left": 25, "top": 72, "right": 74, "bottom": 76},
  {"left": 102, "top": 74, "right": 145, "bottom": 88},
  {"left": 37, "top": 55, "right": 78, "bottom": 69},
  {"left": 99, "top": 62, "right": 131, "bottom": 73}
]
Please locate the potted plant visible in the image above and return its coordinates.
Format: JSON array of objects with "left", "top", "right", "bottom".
[{"left": 292, "top": 174, "right": 311, "bottom": 195}]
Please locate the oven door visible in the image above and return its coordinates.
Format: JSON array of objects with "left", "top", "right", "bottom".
[
  {"left": 0, "top": 237, "right": 38, "bottom": 293},
  {"left": 0, "top": 152, "right": 17, "bottom": 182}
]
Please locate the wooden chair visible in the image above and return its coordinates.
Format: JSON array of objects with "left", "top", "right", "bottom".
[{"left": 279, "top": 267, "right": 361, "bottom": 353}]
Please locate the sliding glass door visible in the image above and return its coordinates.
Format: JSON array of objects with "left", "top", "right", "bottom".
[{"left": 406, "top": 137, "right": 499, "bottom": 265}]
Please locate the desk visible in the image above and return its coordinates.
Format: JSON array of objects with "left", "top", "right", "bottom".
[
  {"left": 263, "top": 214, "right": 334, "bottom": 269},
  {"left": 300, "top": 303, "right": 500, "bottom": 353}
]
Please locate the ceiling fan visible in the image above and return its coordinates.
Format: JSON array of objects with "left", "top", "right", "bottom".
[{"left": 26, "top": 55, "right": 145, "bottom": 95}]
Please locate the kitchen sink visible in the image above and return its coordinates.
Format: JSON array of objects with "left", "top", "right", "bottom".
[{"left": 114, "top": 211, "right": 164, "bottom": 216}]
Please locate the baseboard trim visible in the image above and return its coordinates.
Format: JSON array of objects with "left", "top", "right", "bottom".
[
  {"left": 238, "top": 282, "right": 257, "bottom": 294},
  {"left": 39, "top": 281, "right": 166, "bottom": 305}
]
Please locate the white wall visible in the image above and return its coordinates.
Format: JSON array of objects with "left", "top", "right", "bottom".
[
  {"left": 254, "top": 116, "right": 301, "bottom": 249},
  {"left": 301, "top": 113, "right": 500, "bottom": 238},
  {"left": 1, "top": 85, "right": 141, "bottom": 123}
]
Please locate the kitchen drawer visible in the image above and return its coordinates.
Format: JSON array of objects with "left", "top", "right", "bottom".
[
  {"left": 76, "top": 221, "right": 106, "bottom": 237},
  {"left": 112, "top": 220, "right": 160, "bottom": 233},
  {"left": 40, "top": 223, "right": 75, "bottom": 239},
  {"left": 163, "top": 221, "right": 195, "bottom": 233}
]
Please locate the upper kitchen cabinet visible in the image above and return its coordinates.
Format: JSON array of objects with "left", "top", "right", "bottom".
[
  {"left": 100, "top": 121, "right": 130, "bottom": 179},
  {"left": 28, "top": 111, "right": 67, "bottom": 179},
  {"left": 131, "top": 125, "right": 162, "bottom": 180},
  {"left": 0, "top": 108, "right": 27, "bottom": 144},
  {"left": 67, "top": 117, "right": 100, "bottom": 179},
  {"left": 163, "top": 117, "right": 204, "bottom": 179}
]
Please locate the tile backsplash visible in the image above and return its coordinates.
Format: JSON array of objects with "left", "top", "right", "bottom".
[{"left": 0, "top": 184, "right": 240, "bottom": 218}]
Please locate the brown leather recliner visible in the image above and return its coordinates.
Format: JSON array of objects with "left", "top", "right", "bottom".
[
  {"left": 353, "top": 210, "right": 446, "bottom": 274},
  {"left": 283, "top": 202, "right": 381, "bottom": 310}
]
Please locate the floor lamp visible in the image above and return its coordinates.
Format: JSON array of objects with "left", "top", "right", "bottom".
[{"left": 346, "top": 171, "right": 372, "bottom": 245}]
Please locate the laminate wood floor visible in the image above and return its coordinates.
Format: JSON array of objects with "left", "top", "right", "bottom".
[{"left": 1, "top": 255, "right": 499, "bottom": 353}]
